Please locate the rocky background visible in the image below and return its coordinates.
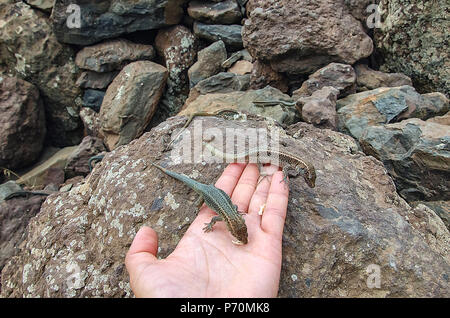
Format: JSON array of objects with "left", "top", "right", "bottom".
[{"left": 0, "top": 0, "right": 448, "bottom": 297}]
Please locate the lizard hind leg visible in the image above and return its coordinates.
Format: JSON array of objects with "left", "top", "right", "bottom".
[{"left": 203, "top": 216, "right": 223, "bottom": 233}]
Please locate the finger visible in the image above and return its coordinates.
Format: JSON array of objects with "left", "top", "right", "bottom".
[
  {"left": 247, "top": 165, "right": 279, "bottom": 215},
  {"left": 197, "top": 163, "right": 245, "bottom": 218},
  {"left": 214, "top": 163, "right": 246, "bottom": 195},
  {"left": 125, "top": 226, "right": 158, "bottom": 273},
  {"left": 230, "top": 164, "right": 260, "bottom": 213},
  {"left": 260, "top": 171, "right": 289, "bottom": 236}
]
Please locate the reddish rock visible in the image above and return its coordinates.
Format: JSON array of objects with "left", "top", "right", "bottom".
[
  {"left": 99, "top": 61, "right": 168, "bottom": 150},
  {"left": 297, "top": 86, "right": 339, "bottom": 130},
  {"left": 188, "top": 40, "right": 227, "bottom": 87},
  {"left": 242, "top": 0, "right": 373, "bottom": 75},
  {"left": 0, "top": 76, "right": 46, "bottom": 170},
  {"left": 355, "top": 64, "right": 413, "bottom": 92}
]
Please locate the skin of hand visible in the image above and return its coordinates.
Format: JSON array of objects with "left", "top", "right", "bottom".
[{"left": 125, "top": 163, "right": 290, "bottom": 298}]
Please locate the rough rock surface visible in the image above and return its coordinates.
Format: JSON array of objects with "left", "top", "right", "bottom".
[
  {"left": 64, "top": 137, "right": 107, "bottom": 179},
  {"left": 228, "top": 60, "right": 253, "bottom": 75},
  {"left": 0, "top": 76, "right": 46, "bottom": 170},
  {"left": 99, "top": 61, "right": 168, "bottom": 150},
  {"left": 188, "top": 40, "right": 227, "bottom": 87},
  {"left": 75, "top": 39, "right": 155, "bottom": 73},
  {"left": 180, "top": 86, "right": 297, "bottom": 125},
  {"left": 24, "top": 0, "right": 53, "bottom": 11},
  {"left": 80, "top": 108, "right": 101, "bottom": 138},
  {"left": 0, "top": 181, "right": 22, "bottom": 201},
  {"left": 411, "top": 201, "right": 450, "bottom": 232},
  {"left": 242, "top": 0, "right": 373, "bottom": 75},
  {"left": 154, "top": 25, "right": 197, "bottom": 119},
  {"left": 337, "top": 86, "right": 450, "bottom": 139},
  {"left": 375, "top": 0, "right": 449, "bottom": 95},
  {"left": 1, "top": 118, "right": 449, "bottom": 297},
  {"left": 0, "top": 2, "right": 82, "bottom": 147},
  {"left": 293, "top": 63, "right": 356, "bottom": 99},
  {"left": 0, "top": 194, "right": 48, "bottom": 272},
  {"left": 193, "top": 22, "right": 243, "bottom": 49},
  {"left": 359, "top": 118, "right": 450, "bottom": 202},
  {"left": 188, "top": 0, "right": 242, "bottom": 24},
  {"left": 297, "top": 87, "right": 339, "bottom": 130},
  {"left": 355, "top": 64, "right": 413, "bottom": 92},
  {"left": 51, "top": 0, "right": 187, "bottom": 45}
]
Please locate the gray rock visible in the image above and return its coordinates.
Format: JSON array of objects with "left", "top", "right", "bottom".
[
  {"left": 337, "top": 86, "right": 450, "bottom": 140},
  {"left": 51, "top": 0, "right": 187, "bottom": 45},
  {"left": 82, "top": 90, "right": 105, "bottom": 113},
  {"left": 375, "top": 0, "right": 449, "bottom": 95},
  {"left": 0, "top": 181, "right": 22, "bottom": 201},
  {"left": 188, "top": 40, "right": 227, "bottom": 88},
  {"left": 359, "top": 118, "right": 450, "bottom": 202},
  {"left": 1, "top": 118, "right": 448, "bottom": 297},
  {"left": 99, "top": 61, "right": 168, "bottom": 150},
  {"left": 188, "top": 0, "right": 242, "bottom": 24},
  {"left": 180, "top": 85, "right": 297, "bottom": 125},
  {"left": 194, "top": 22, "right": 243, "bottom": 49},
  {"left": 410, "top": 201, "right": 450, "bottom": 231}
]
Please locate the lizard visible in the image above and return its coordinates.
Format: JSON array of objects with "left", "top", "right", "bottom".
[
  {"left": 88, "top": 154, "right": 105, "bottom": 172},
  {"left": 252, "top": 100, "right": 296, "bottom": 108},
  {"left": 203, "top": 140, "right": 316, "bottom": 188},
  {"left": 4, "top": 190, "right": 51, "bottom": 201},
  {"left": 164, "top": 109, "right": 243, "bottom": 151},
  {"left": 150, "top": 162, "right": 248, "bottom": 245}
]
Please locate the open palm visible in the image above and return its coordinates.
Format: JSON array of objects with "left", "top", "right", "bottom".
[{"left": 125, "top": 163, "right": 289, "bottom": 297}]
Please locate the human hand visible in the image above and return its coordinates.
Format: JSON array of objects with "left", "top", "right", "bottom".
[{"left": 125, "top": 163, "right": 290, "bottom": 297}]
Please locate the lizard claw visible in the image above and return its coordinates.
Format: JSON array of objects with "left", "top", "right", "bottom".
[{"left": 203, "top": 223, "right": 213, "bottom": 233}]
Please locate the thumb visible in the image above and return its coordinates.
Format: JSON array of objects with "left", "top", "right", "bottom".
[{"left": 125, "top": 226, "right": 159, "bottom": 276}]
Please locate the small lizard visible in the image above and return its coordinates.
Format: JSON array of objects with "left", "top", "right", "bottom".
[
  {"left": 203, "top": 141, "right": 316, "bottom": 188},
  {"left": 165, "top": 109, "right": 242, "bottom": 151},
  {"left": 252, "top": 100, "right": 296, "bottom": 108},
  {"left": 88, "top": 154, "right": 105, "bottom": 171},
  {"left": 151, "top": 162, "right": 248, "bottom": 245},
  {"left": 4, "top": 190, "right": 51, "bottom": 201}
]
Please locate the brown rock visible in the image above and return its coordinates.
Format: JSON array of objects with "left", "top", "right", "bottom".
[
  {"left": 427, "top": 111, "right": 450, "bottom": 126},
  {"left": 242, "top": 0, "right": 373, "bottom": 75},
  {"left": 297, "top": 86, "right": 339, "bottom": 130},
  {"left": 0, "top": 76, "right": 46, "bottom": 170},
  {"left": 99, "top": 61, "right": 168, "bottom": 150},
  {"left": 1, "top": 118, "right": 448, "bottom": 297},
  {"left": 75, "top": 39, "right": 155, "bottom": 73},
  {"left": 249, "top": 60, "right": 289, "bottom": 93},
  {"left": 355, "top": 64, "right": 413, "bottom": 92},
  {"left": 0, "top": 2, "right": 82, "bottom": 147},
  {"left": 64, "top": 137, "right": 107, "bottom": 179},
  {"left": 293, "top": 63, "right": 356, "bottom": 99}
]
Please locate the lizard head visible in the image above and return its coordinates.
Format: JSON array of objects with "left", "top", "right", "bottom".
[{"left": 230, "top": 214, "right": 248, "bottom": 245}]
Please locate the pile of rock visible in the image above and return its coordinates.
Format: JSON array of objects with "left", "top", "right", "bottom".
[{"left": 0, "top": 0, "right": 448, "bottom": 298}]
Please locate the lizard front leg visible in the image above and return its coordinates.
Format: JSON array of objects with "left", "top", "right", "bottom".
[{"left": 203, "top": 216, "right": 223, "bottom": 233}]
